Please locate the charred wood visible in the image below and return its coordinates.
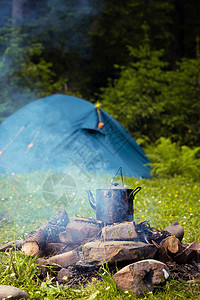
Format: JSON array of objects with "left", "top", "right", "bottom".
[
  {"left": 135, "top": 221, "right": 170, "bottom": 244},
  {"left": 174, "top": 242, "right": 200, "bottom": 264},
  {"left": 0, "top": 240, "right": 23, "bottom": 252},
  {"left": 37, "top": 243, "right": 71, "bottom": 258}
]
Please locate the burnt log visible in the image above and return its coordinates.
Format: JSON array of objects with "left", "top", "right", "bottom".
[
  {"left": 135, "top": 221, "right": 170, "bottom": 244},
  {"left": 162, "top": 222, "right": 184, "bottom": 241},
  {"left": 22, "top": 209, "right": 69, "bottom": 256},
  {"left": 174, "top": 242, "right": 200, "bottom": 264},
  {"left": 0, "top": 240, "right": 23, "bottom": 252},
  {"left": 37, "top": 243, "right": 71, "bottom": 258}
]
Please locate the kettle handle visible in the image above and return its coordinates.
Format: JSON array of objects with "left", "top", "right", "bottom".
[
  {"left": 86, "top": 190, "right": 96, "bottom": 210},
  {"left": 111, "top": 167, "right": 124, "bottom": 187},
  {"left": 129, "top": 187, "right": 142, "bottom": 199}
]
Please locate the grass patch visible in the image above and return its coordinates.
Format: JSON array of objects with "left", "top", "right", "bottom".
[{"left": 0, "top": 172, "right": 200, "bottom": 299}]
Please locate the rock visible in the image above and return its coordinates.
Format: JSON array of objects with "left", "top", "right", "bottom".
[
  {"left": 75, "top": 260, "right": 99, "bottom": 272},
  {"left": 101, "top": 222, "right": 138, "bottom": 241},
  {"left": 0, "top": 285, "right": 29, "bottom": 299},
  {"left": 56, "top": 267, "right": 74, "bottom": 283},
  {"left": 59, "top": 218, "right": 101, "bottom": 245},
  {"left": 113, "top": 259, "right": 170, "bottom": 297},
  {"left": 83, "top": 240, "right": 157, "bottom": 265},
  {"left": 162, "top": 222, "right": 184, "bottom": 241},
  {"left": 47, "top": 250, "right": 80, "bottom": 268}
]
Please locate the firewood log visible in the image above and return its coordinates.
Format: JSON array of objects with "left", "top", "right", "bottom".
[
  {"left": 174, "top": 242, "right": 200, "bottom": 264},
  {"left": 22, "top": 209, "right": 69, "bottom": 256},
  {"left": 37, "top": 243, "right": 71, "bottom": 258},
  {"left": 162, "top": 222, "right": 184, "bottom": 241},
  {"left": 37, "top": 243, "right": 79, "bottom": 258},
  {"left": 160, "top": 236, "right": 182, "bottom": 256},
  {"left": 0, "top": 240, "right": 23, "bottom": 252}
]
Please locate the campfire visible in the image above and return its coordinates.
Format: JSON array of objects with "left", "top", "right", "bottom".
[
  {"left": 1, "top": 208, "right": 200, "bottom": 297},
  {"left": 0, "top": 170, "right": 200, "bottom": 297}
]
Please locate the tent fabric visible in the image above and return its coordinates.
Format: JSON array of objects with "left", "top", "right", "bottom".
[{"left": 0, "top": 94, "right": 151, "bottom": 178}]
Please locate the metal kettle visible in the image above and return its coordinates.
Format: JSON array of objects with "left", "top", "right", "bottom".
[{"left": 86, "top": 167, "right": 141, "bottom": 225}]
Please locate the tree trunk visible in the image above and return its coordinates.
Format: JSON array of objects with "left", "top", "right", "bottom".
[{"left": 172, "top": 0, "right": 185, "bottom": 63}]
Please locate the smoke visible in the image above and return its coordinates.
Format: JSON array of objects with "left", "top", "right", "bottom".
[
  {"left": 0, "top": 0, "right": 104, "bottom": 121},
  {"left": 0, "top": 0, "right": 104, "bottom": 57},
  {"left": 0, "top": 167, "right": 112, "bottom": 232},
  {"left": 0, "top": 1, "right": 123, "bottom": 229},
  {"left": 9, "top": 0, "right": 103, "bottom": 53},
  {"left": 0, "top": 1, "right": 12, "bottom": 27}
]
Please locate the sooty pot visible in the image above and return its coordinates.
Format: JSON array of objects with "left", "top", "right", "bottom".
[{"left": 86, "top": 168, "right": 141, "bottom": 225}]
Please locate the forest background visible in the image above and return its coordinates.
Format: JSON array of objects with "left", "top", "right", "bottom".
[{"left": 0, "top": 0, "right": 200, "bottom": 179}]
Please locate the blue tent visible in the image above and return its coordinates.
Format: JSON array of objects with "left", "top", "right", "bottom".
[{"left": 0, "top": 94, "right": 151, "bottom": 178}]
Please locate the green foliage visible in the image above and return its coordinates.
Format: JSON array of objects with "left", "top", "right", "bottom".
[
  {"left": 145, "top": 137, "right": 200, "bottom": 180},
  {"left": 0, "top": 250, "right": 85, "bottom": 299},
  {"left": 1, "top": 0, "right": 200, "bottom": 103},
  {"left": 100, "top": 34, "right": 200, "bottom": 146},
  {"left": 0, "top": 250, "right": 40, "bottom": 287},
  {"left": 163, "top": 44, "right": 200, "bottom": 145},
  {"left": 99, "top": 32, "right": 169, "bottom": 141}
]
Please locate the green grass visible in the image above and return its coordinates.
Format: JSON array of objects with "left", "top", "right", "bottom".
[{"left": 0, "top": 172, "right": 200, "bottom": 299}]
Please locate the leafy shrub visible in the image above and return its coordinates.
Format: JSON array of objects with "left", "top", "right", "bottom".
[
  {"left": 99, "top": 33, "right": 200, "bottom": 146},
  {"left": 99, "top": 32, "right": 168, "bottom": 142},
  {"left": 145, "top": 137, "right": 200, "bottom": 181}
]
